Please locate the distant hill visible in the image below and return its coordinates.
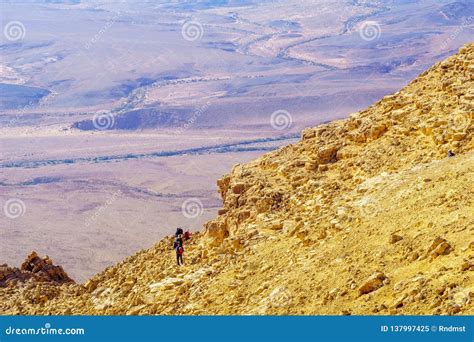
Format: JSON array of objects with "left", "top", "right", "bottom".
[
  {"left": 0, "top": 83, "right": 50, "bottom": 110},
  {"left": 72, "top": 107, "right": 187, "bottom": 131}
]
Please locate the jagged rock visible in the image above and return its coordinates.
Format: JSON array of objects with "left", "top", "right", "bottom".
[
  {"left": 428, "top": 237, "right": 453, "bottom": 258},
  {"left": 268, "top": 221, "right": 283, "bottom": 231},
  {"left": 358, "top": 272, "right": 387, "bottom": 295},
  {"left": 369, "top": 123, "right": 388, "bottom": 140},
  {"left": 390, "top": 234, "right": 403, "bottom": 244},
  {"left": 217, "top": 175, "right": 231, "bottom": 199},
  {"left": 301, "top": 128, "right": 316, "bottom": 140},
  {"left": 460, "top": 261, "right": 473, "bottom": 272},
  {"left": 218, "top": 208, "right": 228, "bottom": 215},
  {"left": 236, "top": 210, "right": 251, "bottom": 224},
  {"left": 126, "top": 304, "right": 147, "bottom": 315},
  {"left": 318, "top": 144, "right": 340, "bottom": 163},
  {"left": 204, "top": 220, "right": 228, "bottom": 247},
  {"left": 0, "top": 252, "right": 74, "bottom": 287},
  {"left": 392, "top": 294, "right": 407, "bottom": 308},
  {"left": 232, "top": 183, "right": 247, "bottom": 194},
  {"left": 84, "top": 279, "right": 99, "bottom": 292}
]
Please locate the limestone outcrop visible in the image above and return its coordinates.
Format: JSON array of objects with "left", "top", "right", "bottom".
[{"left": 0, "top": 252, "right": 74, "bottom": 288}]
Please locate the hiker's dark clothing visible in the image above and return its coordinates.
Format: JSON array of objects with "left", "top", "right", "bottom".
[
  {"left": 175, "top": 228, "right": 184, "bottom": 237},
  {"left": 173, "top": 238, "right": 183, "bottom": 250},
  {"left": 174, "top": 238, "right": 184, "bottom": 265}
]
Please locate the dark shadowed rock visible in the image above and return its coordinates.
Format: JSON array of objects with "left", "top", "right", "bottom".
[{"left": 0, "top": 251, "right": 74, "bottom": 287}]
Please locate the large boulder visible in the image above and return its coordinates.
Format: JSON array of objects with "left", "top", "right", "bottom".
[
  {"left": 0, "top": 251, "right": 74, "bottom": 287},
  {"left": 358, "top": 272, "right": 387, "bottom": 295}
]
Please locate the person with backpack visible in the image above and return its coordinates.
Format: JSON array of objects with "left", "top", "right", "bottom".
[
  {"left": 175, "top": 227, "right": 184, "bottom": 237},
  {"left": 173, "top": 234, "right": 184, "bottom": 265}
]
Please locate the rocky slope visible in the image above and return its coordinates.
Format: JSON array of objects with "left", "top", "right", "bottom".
[
  {"left": 0, "top": 252, "right": 73, "bottom": 287},
  {"left": 1, "top": 43, "right": 473, "bottom": 315}
]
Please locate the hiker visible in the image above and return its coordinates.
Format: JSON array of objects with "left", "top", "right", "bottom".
[
  {"left": 448, "top": 150, "right": 455, "bottom": 157},
  {"left": 173, "top": 234, "right": 184, "bottom": 266},
  {"left": 175, "top": 227, "right": 184, "bottom": 237}
]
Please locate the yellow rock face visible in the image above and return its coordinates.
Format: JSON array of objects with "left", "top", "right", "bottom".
[{"left": 1, "top": 43, "right": 473, "bottom": 316}]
